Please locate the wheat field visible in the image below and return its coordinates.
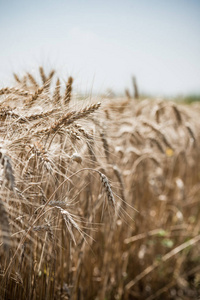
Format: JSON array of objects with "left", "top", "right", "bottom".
[{"left": 0, "top": 68, "right": 200, "bottom": 299}]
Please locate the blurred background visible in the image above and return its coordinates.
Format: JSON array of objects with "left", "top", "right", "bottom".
[{"left": 0, "top": 0, "right": 199, "bottom": 97}]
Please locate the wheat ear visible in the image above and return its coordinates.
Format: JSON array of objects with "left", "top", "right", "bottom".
[
  {"left": 27, "top": 73, "right": 39, "bottom": 88},
  {"left": 13, "top": 73, "right": 21, "bottom": 83},
  {"left": 64, "top": 76, "right": 73, "bottom": 106},
  {"left": 39, "top": 66, "right": 47, "bottom": 84},
  {"left": 53, "top": 78, "right": 61, "bottom": 104},
  {"left": 0, "top": 87, "right": 30, "bottom": 97},
  {"left": 50, "top": 102, "right": 101, "bottom": 133}
]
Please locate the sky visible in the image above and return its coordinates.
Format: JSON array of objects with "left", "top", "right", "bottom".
[{"left": 0, "top": 0, "right": 200, "bottom": 96}]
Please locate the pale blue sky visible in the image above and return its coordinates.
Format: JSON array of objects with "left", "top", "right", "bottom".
[{"left": 0, "top": 0, "right": 199, "bottom": 96}]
